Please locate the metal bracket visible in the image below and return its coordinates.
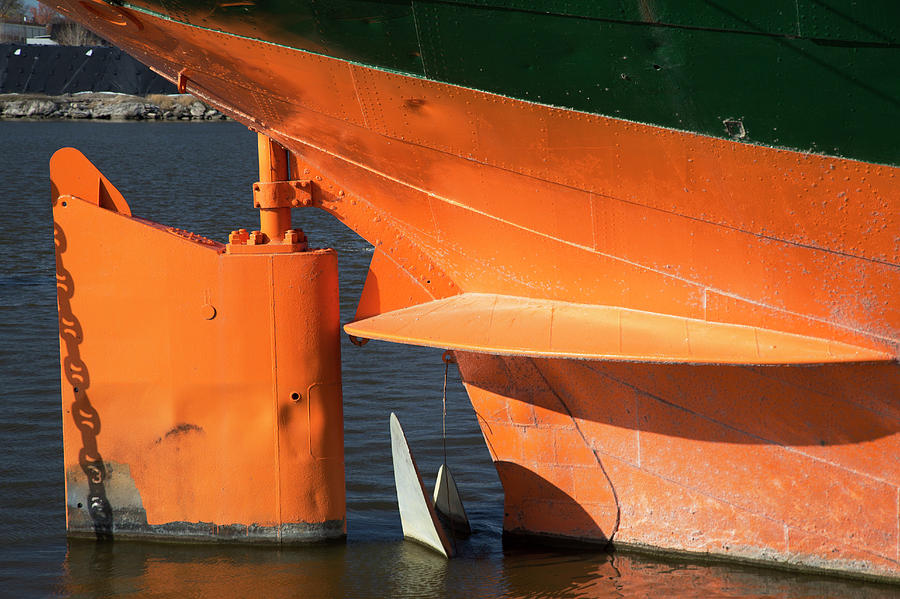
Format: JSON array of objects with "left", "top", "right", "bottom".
[
  {"left": 253, "top": 180, "right": 313, "bottom": 209},
  {"left": 176, "top": 68, "right": 189, "bottom": 94},
  {"left": 226, "top": 228, "right": 309, "bottom": 254}
]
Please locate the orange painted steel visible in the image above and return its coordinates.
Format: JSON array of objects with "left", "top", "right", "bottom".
[
  {"left": 53, "top": 147, "right": 345, "bottom": 542},
  {"left": 49, "top": 1, "right": 898, "bottom": 353},
  {"left": 47, "top": 1, "right": 900, "bottom": 579},
  {"left": 345, "top": 293, "right": 890, "bottom": 364},
  {"left": 459, "top": 352, "right": 900, "bottom": 581},
  {"left": 256, "top": 133, "right": 292, "bottom": 242}
]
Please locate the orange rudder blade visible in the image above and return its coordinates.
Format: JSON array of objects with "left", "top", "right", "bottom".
[{"left": 53, "top": 148, "right": 345, "bottom": 543}]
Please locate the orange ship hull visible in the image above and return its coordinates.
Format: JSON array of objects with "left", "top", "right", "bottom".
[
  {"left": 50, "top": 0, "right": 899, "bottom": 580},
  {"left": 459, "top": 353, "right": 900, "bottom": 579}
]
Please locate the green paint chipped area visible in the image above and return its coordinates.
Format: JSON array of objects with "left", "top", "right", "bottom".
[{"left": 124, "top": 0, "right": 899, "bottom": 166}]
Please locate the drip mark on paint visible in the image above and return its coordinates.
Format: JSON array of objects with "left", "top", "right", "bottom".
[{"left": 635, "top": 396, "right": 641, "bottom": 468}]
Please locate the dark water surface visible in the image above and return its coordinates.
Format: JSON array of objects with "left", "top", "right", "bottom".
[{"left": 0, "top": 121, "right": 894, "bottom": 598}]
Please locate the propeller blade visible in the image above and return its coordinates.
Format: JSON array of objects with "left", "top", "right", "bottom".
[
  {"left": 390, "top": 413, "right": 454, "bottom": 558},
  {"left": 433, "top": 464, "right": 471, "bottom": 536}
]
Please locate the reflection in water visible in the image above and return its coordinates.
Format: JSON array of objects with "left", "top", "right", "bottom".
[
  {"left": 62, "top": 540, "right": 349, "bottom": 598},
  {"left": 57, "top": 538, "right": 899, "bottom": 599},
  {"left": 498, "top": 547, "right": 900, "bottom": 599}
]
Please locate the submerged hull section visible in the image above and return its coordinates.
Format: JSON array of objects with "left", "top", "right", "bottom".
[
  {"left": 458, "top": 352, "right": 900, "bottom": 580},
  {"left": 50, "top": 0, "right": 899, "bottom": 579}
]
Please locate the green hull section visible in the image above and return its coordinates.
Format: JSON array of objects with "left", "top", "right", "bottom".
[{"left": 128, "top": 0, "right": 899, "bottom": 166}]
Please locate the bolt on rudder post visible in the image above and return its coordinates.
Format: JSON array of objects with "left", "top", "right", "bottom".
[{"left": 52, "top": 145, "right": 345, "bottom": 543}]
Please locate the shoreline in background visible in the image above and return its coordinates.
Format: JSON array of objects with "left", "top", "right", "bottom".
[{"left": 0, "top": 92, "right": 230, "bottom": 121}]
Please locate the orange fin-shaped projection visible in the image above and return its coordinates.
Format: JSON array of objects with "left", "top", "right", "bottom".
[
  {"left": 50, "top": 148, "right": 131, "bottom": 215},
  {"left": 345, "top": 293, "right": 891, "bottom": 365},
  {"left": 353, "top": 248, "right": 435, "bottom": 321}
]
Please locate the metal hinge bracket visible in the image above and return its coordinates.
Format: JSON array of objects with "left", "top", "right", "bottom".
[{"left": 252, "top": 180, "right": 314, "bottom": 209}]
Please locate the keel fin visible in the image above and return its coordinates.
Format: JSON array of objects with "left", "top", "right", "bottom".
[
  {"left": 346, "top": 293, "right": 891, "bottom": 364},
  {"left": 390, "top": 413, "right": 454, "bottom": 558},
  {"left": 433, "top": 464, "right": 471, "bottom": 536},
  {"left": 354, "top": 249, "right": 434, "bottom": 321}
]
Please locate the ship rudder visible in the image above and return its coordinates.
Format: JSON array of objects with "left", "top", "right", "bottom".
[{"left": 53, "top": 147, "right": 346, "bottom": 544}]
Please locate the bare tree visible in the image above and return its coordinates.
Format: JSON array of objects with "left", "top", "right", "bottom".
[
  {"left": 29, "top": 2, "right": 61, "bottom": 25},
  {"left": 51, "top": 20, "right": 105, "bottom": 46},
  {"left": 0, "top": 0, "right": 25, "bottom": 21}
]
